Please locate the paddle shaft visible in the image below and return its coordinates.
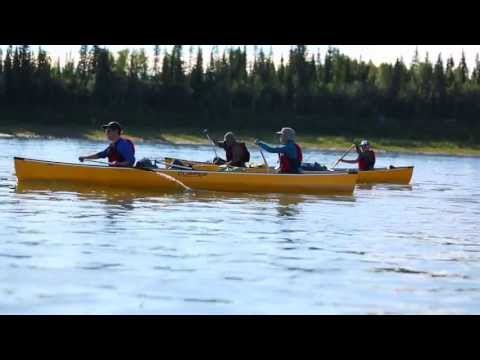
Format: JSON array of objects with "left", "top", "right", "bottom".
[
  {"left": 153, "top": 159, "right": 195, "bottom": 171},
  {"left": 84, "top": 159, "right": 108, "bottom": 165},
  {"left": 332, "top": 144, "right": 355, "bottom": 169},
  {"left": 202, "top": 130, "right": 218, "bottom": 159},
  {"left": 257, "top": 145, "right": 270, "bottom": 172}
]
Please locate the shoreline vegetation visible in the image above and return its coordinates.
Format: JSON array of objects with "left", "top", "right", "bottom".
[
  {"left": 0, "top": 45, "right": 479, "bottom": 157},
  {"left": 1, "top": 123, "right": 479, "bottom": 157}
]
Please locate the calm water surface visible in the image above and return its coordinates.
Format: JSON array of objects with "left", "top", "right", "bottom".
[{"left": 0, "top": 138, "right": 479, "bottom": 314}]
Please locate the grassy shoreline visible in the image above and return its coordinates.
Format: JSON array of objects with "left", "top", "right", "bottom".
[{"left": 1, "top": 122, "right": 480, "bottom": 157}]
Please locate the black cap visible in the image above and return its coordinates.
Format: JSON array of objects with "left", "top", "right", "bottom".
[{"left": 102, "top": 121, "right": 122, "bottom": 131}]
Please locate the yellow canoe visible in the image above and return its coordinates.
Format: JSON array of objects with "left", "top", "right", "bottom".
[
  {"left": 14, "top": 157, "right": 357, "bottom": 195},
  {"left": 334, "top": 166, "right": 414, "bottom": 184},
  {"left": 14, "top": 157, "right": 186, "bottom": 192},
  {"left": 164, "top": 157, "right": 414, "bottom": 185}
]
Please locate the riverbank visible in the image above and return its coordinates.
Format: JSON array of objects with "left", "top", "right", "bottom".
[{"left": 1, "top": 123, "right": 479, "bottom": 157}]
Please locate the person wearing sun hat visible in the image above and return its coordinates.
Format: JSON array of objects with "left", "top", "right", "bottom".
[
  {"left": 255, "top": 127, "right": 303, "bottom": 174},
  {"left": 78, "top": 121, "right": 136, "bottom": 167}
]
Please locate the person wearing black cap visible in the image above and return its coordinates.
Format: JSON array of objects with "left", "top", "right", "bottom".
[{"left": 79, "top": 122, "right": 136, "bottom": 167}]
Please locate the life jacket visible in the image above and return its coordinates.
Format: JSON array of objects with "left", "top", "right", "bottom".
[
  {"left": 226, "top": 142, "right": 250, "bottom": 166},
  {"left": 108, "top": 138, "right": 135, "bottom": 164},
  {"left": 358, "top": 150, "right": 375, "bottom": 171},
  {"left": 279, "top": 143, "right": 303, "bottom": 173}
]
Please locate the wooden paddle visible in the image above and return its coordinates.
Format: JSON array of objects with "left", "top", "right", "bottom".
[
  {"left": 331, "top": 144, "right": 355, "bottom": 169},
  {"left": 151, "top": 171, "right": 192, "bottom": 192}
]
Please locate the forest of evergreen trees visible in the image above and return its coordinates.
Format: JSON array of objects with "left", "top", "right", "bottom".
[{"left": 0, "top": 45, "right": 479, "bottom": 142}]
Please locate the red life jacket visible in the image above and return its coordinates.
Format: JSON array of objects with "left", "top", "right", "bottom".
[
  {"left": 358, "top": 150, "right": 375, "bottom": 171},
  {"left": 279, "top": 143, "right": 303, "bottom": 173},
  {"left": 226, "top": 142, "right": 250, "bottom": 165},
  {"left": 108, "top": 138, "right": 135, "bottom": 163}
]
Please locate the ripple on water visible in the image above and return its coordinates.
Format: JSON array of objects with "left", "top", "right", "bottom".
[
  {"left": 0, "top": 253, "right": 32, "bottom": 259},
  {"left": 80, "top": 263, "right": 123, "bottom": 270},
  {"left": 373, "top": 267, "right": 470, "bottom": 279},
  {"left": 183, "top": 298, "right": 232, "bottom": 304}
]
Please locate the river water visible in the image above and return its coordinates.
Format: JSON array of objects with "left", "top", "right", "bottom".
[{"left": 0, "top": 138, "right": 479, "bottom": 314}]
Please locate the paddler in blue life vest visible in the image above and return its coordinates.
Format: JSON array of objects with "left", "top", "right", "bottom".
[
  {"left": 339, "top": 140, "right": 376, "bottom": 170},
  {"left": 79, "top": 121, "right": 136, "bottom": 167},
  {"left": 255, "top": 127, "right": 303, "bottom": 174},
  {"left": 213, "top": 131, "right": 250, "bottom": 167}
]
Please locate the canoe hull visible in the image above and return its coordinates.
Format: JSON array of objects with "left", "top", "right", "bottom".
[
  {"left": 335, "top": 166, "right": 414, "bottom": 184},
  {"left": 14, "top": 157, "right": 357, "bottom": 195},
  {"left": 165, "top": 158, "right": 414, "bottom": 185},
  {"left": 14, "top": 157, "right": 184, "bottom": 192},
  {"left": 156, "top": 169, "right": 357, "bottom": 195}
]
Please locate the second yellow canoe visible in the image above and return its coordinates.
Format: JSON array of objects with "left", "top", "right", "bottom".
[{"left": 164, "top": 158, "right": 414, "bottom": 185}]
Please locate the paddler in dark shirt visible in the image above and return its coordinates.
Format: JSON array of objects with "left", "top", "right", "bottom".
[{"left": 213, "top": 132, "right": 250, "bottom": 167}]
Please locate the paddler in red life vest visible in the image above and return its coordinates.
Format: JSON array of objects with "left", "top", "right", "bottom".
[
  {"left": 339, "top": 140, "right": 376, "bottom": 171},
  {"left": 213, "top": 132, "right": 250, "bottom": 167},
  {"left": 255, "top": 127, "right": 303, "bottom": 174},
  {"left": 78, "top": 121, "right": 136, "bottom": 167}
]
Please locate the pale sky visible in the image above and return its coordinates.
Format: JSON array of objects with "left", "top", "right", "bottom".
[{"left": 1, "top": 45, "right": 479, "bottom": 71}]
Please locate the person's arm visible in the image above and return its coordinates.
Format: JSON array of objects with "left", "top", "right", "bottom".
[
  {"left": 339, "top": 144, "right": 360, "bottom": 164},
  {"left": 213, "top": 140, "right": 226, "bottom": 149},
  {"left": 79, "top": 148, "right": 108, "bottom": 162},
  {"left": 256, "top": 141, "right": 288, "bottom": 154}
]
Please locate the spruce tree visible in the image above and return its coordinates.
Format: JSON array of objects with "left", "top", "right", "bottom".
[
  {"left": 88, "top": 45, "right": 100, "bottom": 75},
  {"left": 432, "top": 54, "right": 446, "bottom": 100},
  {"left": 190, "top": 47, "right": 204, "bottom": 95},
  {"left": 4, "top": 46, "right": 13, "bottom": 102},
  {"left": 77, "top": 45, "right": 89, "bottom": 87},
  {"left": 153, "top": 45, "right": 161, "bottom": 78},
  {"left": 94, "top": 48, "right": 113, "bottom": 105},
  {"left": 137, "top": 48, "right": 148, "bottom": 81},
  {"left": 455, "top": 50, "right": 468, "bottom": 85},
  {"left": 472, "top": 54, "right": 480, "bottom": 85},
  {"left": 445, "top": 56, "right": 455, "bottom": 90},
  {"left": 160, "top": 49, "right": 171, "bottom": 85}
]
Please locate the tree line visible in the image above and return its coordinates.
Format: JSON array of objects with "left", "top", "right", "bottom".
[{"left": 0, "top": 45, "right": 479, "bottom": 142}]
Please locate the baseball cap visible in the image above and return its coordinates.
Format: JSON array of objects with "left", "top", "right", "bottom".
[
  {"left": 276, "top": 127, "right": 296, "bottom": 140},
  {"left": 102, "top": 121, "right": 122, "bottom": 131}
]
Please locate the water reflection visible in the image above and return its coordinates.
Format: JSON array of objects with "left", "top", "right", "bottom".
[
  {"left": 357, "top": 184, "right": 413, "bottom": 191},
  {"left": 15, "top": 181, "right": 174, "bottom": 203},
  {"left": 277, "top": 195, "right": 302, "bottom": 218}
]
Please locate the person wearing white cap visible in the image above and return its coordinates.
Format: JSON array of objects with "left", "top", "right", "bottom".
[
  {"left": 255, "top": 127, "right": 303, "bottom": 174},
  {"left": 339, "top": 139, "right": 376, "bottom": 170}
]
